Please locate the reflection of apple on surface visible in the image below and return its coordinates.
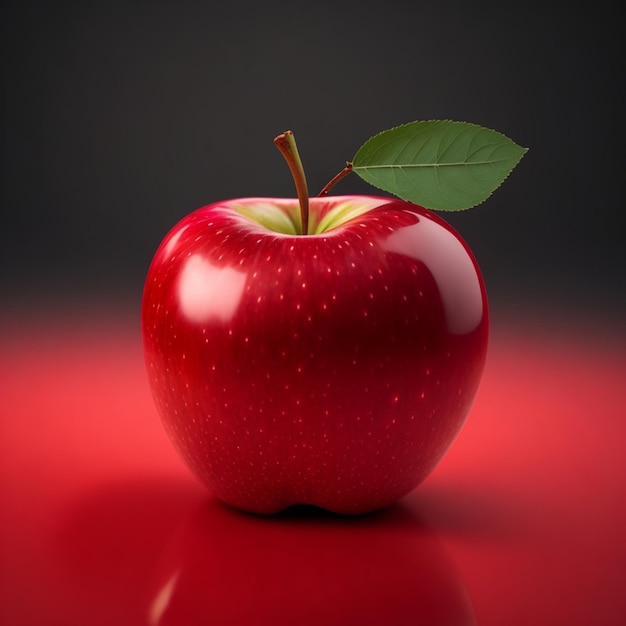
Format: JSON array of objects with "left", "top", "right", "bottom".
[
  {"left": 142, "top": 124, "right": 525, "bottom": 514},
  {"left": 147, "top": 501, "right": 476, "bottom": 626}
]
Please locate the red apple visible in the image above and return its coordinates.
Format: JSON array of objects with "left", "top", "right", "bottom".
[{"left": 142, "top": 194, "right": 488, "bottom": 514}]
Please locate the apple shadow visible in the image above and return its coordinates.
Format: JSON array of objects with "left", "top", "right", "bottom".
[
  {"left": 406, "top": 480, "right": 535, "bottom": 543},
  {"left": 55, "top": 479, "right": 477, "bottom": 626},
  {"left": 145, "top": 498, "right": 477, "bottom": 626}
]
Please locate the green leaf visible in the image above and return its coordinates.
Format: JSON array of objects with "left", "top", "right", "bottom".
[{"left": 352, "top": 120, "right": 528, "bottom": 211}]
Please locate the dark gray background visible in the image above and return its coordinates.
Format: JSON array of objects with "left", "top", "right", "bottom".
[{"left": 2, "top": 1, "right": 624, "bottom": 320}]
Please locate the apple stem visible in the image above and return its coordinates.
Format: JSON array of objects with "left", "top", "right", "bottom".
[
  {"left": 274, "top": 131, "right": 310, "bottom": 235},
  {"left": 318, "top": 162, "right": 353, "bottom": 197}
]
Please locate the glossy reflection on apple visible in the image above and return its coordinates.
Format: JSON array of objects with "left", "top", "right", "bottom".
[
  {"left": 147, "top": 500, "right": 476, "bottom": 626},
  {"left": 142, "top": 195, "right": 488, "bottom": 514}
]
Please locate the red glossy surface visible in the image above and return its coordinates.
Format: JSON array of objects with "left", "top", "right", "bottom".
[
  {"left": 1, "top": 309, "right": 625, "bottom": 625},
  {"left": 142, "top": 197, "right": 488, "bottom": 513}
]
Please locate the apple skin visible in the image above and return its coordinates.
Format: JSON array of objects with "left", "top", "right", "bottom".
[{"left": 142, "top": 195, "right": 488, "bottom": 514}]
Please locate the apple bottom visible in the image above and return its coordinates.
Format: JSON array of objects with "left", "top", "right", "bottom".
[
  {"left": 182, "top": 411, "right": 479, "bottom": 515},
  {"left": 153, "top": 329, "right": 485, "bottom": 515},
  {"left": 184, "top": 427, "right": 468, "bottom": 517}
]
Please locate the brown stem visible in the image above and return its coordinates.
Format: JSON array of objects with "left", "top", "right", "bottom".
[
  {"left": 273, "top": 131, "right": 309, "bottom": 235},
  {"left": 318, "top": 162, "right": 353, "bottom": 197}
]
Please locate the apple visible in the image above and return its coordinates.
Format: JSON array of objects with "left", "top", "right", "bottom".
[
  {"left": 142, "top": 145, "right": 491, "bottom": 514},
  {"left": 142, "top": 127, "right": 499, "bottom": 514}
]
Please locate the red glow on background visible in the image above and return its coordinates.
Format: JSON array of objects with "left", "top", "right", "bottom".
[{"left": 1, "top": 307, "right": 625, "bottom": 625}]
